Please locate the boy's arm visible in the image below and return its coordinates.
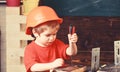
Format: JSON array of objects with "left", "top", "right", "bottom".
[
  {"left": 30, "top": 58, "right": 64, "bottom": 72},
  {"left": 66, "top": 33, "right": 78, "bottom": 56}
]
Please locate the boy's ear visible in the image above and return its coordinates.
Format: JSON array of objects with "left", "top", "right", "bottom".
[{"left": 32, "top": 29, "right": 39, "bottom": 37}]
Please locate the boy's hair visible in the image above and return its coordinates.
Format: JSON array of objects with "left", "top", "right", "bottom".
[{"left": 32, "top": 20, "right": 60, "bottom": 36}]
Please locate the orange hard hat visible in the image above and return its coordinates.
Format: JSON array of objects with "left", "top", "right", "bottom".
[{"left": 25, "top": 6, "right": 63, "bottom": 35}]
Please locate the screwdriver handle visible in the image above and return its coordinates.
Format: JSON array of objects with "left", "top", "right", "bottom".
[{"left": 69, "top": 25, "right": 75, "bottom": 34}]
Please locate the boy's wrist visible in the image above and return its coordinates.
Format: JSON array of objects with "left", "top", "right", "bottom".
[{"left": 49, "top": 62, "right": 56, "bottom": 69}]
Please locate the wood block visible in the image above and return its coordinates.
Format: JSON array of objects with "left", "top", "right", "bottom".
[{"left": 6, "top": 7, "right": 20, "bottom": 15}]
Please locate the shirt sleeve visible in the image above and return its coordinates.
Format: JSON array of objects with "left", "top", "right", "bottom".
[{"left": 55, "top": 39, "right": 70, "bottom": 59}]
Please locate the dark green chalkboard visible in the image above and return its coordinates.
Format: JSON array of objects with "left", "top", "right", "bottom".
[{"left": 40, "top": 0, "right": 120, "bottom": 16}]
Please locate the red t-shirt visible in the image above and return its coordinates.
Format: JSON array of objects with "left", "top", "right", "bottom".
[{"left": 24, "top": 39, "right": 69, "bottom": 72}]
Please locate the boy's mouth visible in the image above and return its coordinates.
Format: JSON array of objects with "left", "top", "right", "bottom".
[
  {"left": 46, "top": 42, "right": 53, "bottom": 45},
  {"left": 48, "top": 42, "right": 53, "bottom": 44}
]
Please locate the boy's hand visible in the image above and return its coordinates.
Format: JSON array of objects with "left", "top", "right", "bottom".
[
  {"left": 68, "top": 33, "right": 78, "bottom": 43},
  {"left": 51, "top": 58, "right": 64, "bottom": 68}
]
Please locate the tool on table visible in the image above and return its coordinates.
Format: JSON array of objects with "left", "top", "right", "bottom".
[
  {"left": 69, "top": 24, "right": 76, "bottom": 66},
  {"left": 114, "top": 40, "right": 120, "bottom": 65},
  {"left": 96, "top": 41, "right": 120, "bottom": 72},
  {"left": 91, "top": 47, "right": 100, "bottom": 72}
]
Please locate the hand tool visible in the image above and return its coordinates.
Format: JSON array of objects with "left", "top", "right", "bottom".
[
  {"left": 69, "top": 24, "right": 76, "bottom": 66},
  {"left": 69, "top": 24, "right": 75, "bottom": 35}
]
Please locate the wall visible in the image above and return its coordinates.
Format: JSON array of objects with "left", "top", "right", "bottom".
[
  {"left": 40, "top": 0, "right": 120, "bottom": 16},
  {"left": 57, "top": 16, "right": 120, "bottom": 66}
]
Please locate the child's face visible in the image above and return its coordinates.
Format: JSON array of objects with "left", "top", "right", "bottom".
[{"left": 35, "top": 27, "right": 58, "bottom": 47}]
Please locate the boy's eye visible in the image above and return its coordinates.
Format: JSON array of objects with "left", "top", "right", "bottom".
[
  {"left": 53, "top": 34, "right": 56, "bottom": 35},
  {"left": 46, "top": 34, "right": 51, "bottom": 37},
  {"left": 46, "top": 34, "right": 56, "bottom": 37}
]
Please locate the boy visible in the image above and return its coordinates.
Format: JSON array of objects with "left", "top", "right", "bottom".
[{"left": 24, "top": 6, "right": 78, "bottom": 72}]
